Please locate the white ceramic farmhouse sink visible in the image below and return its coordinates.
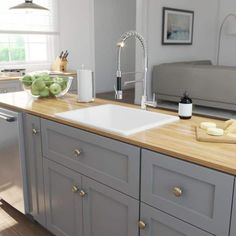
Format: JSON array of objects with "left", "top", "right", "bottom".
[{"left": 55, "top": 104, "right": 179, "bottom": 136}]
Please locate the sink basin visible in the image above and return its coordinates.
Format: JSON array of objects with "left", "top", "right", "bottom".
[{"left": 55, "top": 104, "right": 179, "bottom": 136}]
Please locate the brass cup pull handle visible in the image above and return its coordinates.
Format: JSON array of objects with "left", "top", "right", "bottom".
[
  {"left": 32, "top": 128, "right": 39, "bottom": 135},
  {"left": 79, "top": 190, "right": 87, "bottom": 197},
  {"left": 138, "top": 221, "right": 146, "bottom": 230},
  {"left": 74, "top": 149, "right": 82, "bottom": 157},
  {"left": 173, "top": 187, "right": 183, "bottom": 197},
  {"left": 72, "top": 186, "right": 79, "bottom": 193}
]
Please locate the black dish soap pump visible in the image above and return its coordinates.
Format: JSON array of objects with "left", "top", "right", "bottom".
[{"left": 178, "top": 92, "right": 192, "bottom": 119}]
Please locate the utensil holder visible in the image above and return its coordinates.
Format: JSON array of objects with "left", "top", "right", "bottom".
[{"left": 51, "top": 57, "right": 68, "bottom": 72}]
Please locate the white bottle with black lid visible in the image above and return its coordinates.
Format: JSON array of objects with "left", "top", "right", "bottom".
[{"left": 178, "top": 92, "right": 192, "bottom": 119}]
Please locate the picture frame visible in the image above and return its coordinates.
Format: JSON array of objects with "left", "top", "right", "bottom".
[{"left": 162, "top": 7, "right": 194, "bottom": 45}]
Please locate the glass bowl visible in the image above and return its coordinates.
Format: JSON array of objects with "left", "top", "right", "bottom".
[{"left": 20, "top": 74, "right": 73, "bottom": 98}]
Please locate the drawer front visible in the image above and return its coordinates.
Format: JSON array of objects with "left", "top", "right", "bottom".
[
  {"left": 140, "top": 203, "right": 213, "bottom": 236},
  {"left": 141, "top": 149, "right": 233, "bottom": 236},
  {"left": 140, "top": 203, "right": 212, "bottom": 236},
  {"left": 41, "top": 119, "right": 140, "bottom": 198}
]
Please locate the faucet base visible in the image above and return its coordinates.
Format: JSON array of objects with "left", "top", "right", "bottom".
[{"left": 115, "top": 90, "right": 123, "bottom": 100}]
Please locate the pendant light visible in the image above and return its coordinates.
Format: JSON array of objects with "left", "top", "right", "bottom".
[{"left": 9, "top": 0, "right": 49, "bottom": 11}]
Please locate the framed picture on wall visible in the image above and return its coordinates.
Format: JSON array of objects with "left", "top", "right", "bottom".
[{"left": 162, "top": 7, "right": 194, "bottom": 45}]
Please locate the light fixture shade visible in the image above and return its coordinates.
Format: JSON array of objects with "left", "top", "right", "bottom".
[{"left": 10, "top": 0, "right": 49, "bottom": 11}]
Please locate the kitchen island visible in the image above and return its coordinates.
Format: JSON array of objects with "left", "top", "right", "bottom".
[{"left": 0, "top": 91, "right": 235, "bottom": 236}]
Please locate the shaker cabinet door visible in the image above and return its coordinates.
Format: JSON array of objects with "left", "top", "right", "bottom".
[
  {"left": 24, "top": 114, "right": 46, "bottom": 226},
  {"left": 83, "top": 176, "right": 139, "bottom": 236},
  {"left": 44, "top": 159, "right": 83, "bottom": 236}
]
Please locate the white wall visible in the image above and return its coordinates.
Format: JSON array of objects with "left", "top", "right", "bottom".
[
  {"left": 58, "top": 0, "right": 94, "bottom": 71},
  {"left": 218, "top": 0, "right": 236, "bottom": 66},
  {"left": 58, "top": 0, "right": 224, "bottom": 100},
  {"left": 134, "top": 0, "right": 220, "bottom": 102},
  {"left": 136, "top": 0, "right": 220, "bottom": 102},
  {"left": 94, "top": 0, "right": 136, "bottom": 93}
]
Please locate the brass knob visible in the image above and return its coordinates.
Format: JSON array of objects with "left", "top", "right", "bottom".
[
  {"left": 138, "top": 221, "right": 146, "bottom": 230},
  {"left": 32, "top": 128, "right": 39, "bottom": 135},
  {"left": 72, "top": 186, "right": 79, "bottom": 193},
  {"left": 173, "top": 187, "right": 183, "bottom": 197},
  {"left": 79, "top": 190, "right": 87, "bottom": 197},
  {"left": 74, "top": 149, "right": 82, "bottom": 157}
]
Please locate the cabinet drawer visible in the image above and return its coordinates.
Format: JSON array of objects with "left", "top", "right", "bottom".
[
  {"left": 140, "top": 203, "right": 213, "bottom": 236},
  {"left": 41, "top": 119, "right": 140, "bottom": 198},
  {"left": 141, "top": 149, "right": 233, "bottom": 236}
]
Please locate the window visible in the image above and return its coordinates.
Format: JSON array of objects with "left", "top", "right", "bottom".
[{"left": 0, "top": 0, "right": 58, "bottom": 68}]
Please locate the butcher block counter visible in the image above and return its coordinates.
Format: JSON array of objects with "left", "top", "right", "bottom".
[{"left": 0, "top": 91, "right": 235, "bottom": 175}]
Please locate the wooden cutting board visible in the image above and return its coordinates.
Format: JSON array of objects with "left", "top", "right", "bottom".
[{"left": 196, "top": 127, "right": 236, "bottom": 144}]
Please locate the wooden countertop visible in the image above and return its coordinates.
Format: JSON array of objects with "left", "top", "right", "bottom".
[{"left": 0, "top": 91, "right": 235, "bottom": 175}]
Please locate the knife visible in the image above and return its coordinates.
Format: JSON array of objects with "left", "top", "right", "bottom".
[
  {"left": 62, "top": 50, "right": 68, "bottom": 60},
  {"left": 59, "top": 51, "right": 64, "bottom": 59}
]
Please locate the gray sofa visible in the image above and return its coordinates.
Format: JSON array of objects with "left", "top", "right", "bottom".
[{"left": 152, "top": 61, "right": 236, "bottom": 111}]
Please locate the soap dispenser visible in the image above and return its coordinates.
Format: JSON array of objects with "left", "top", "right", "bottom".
[{"left": 178, "top": 92, "right": 192, "bottom": 119}]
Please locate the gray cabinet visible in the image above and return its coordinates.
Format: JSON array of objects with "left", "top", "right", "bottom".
[
  {"left": 44, "top": 158, "right": 83, "bottom": 236},
  {"left": 22, "top": 115, "right": 235, "bottom": 236},
  {"left": 69, "top": 76, "right": 77, "bottom": 93},
  {"left": 41, "top": 119, "right": 140, "bottom": 199},
  {"left": 230, "top": 179, "right": 236, "bottom": 236},
  {"left": 140, "top": 203, "right": 212, "bottom": 236},
  {"left": 0, "top": 80, "right": 21, "bottom": 93},
  {"left": 141, "top": 149, "right": 234, "bottom": 236},
  {"left": 83, "top": 176, "right": 139, "bottom": 236},
  {"left": 23, "top": 114, "right": 46, "bottom": 226},
  {"left": 43, "top": 158, "right": 139, "bottom": 236}
]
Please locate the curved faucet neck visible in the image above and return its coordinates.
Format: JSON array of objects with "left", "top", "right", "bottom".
[{"left": 117, "top": 31, "right": 148, "bottom": 98}]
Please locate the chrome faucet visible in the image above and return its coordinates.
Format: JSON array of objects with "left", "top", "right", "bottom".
[{"left": 114, "top": 31, "right": 157, "bottom": 109}]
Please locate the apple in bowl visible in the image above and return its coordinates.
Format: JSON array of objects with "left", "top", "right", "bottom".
[{"left": 20, "top": 74, "right": 73, "bottom": 98}]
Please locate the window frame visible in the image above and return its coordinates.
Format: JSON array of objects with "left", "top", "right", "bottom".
[{"left": 0, "top": 0, "right": 59, "bottom": 70}]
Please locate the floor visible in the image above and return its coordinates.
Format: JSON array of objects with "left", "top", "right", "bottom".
[{"left": 0, "top": 200, "right": 53, "bottom": 236}]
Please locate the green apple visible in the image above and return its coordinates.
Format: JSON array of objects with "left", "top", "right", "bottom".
[
  {"left": 53, "top": 77, "right": 67, "bottom": 90},
  {"left": 60, "top": 80, "right": 67, "bottom": 90},
  {"left": 53, "top": 77, "right": 64, "bottom": 84},
  {"left": 42, "top": 76, "right": 53, "bottom": 86},
  {"left": 49, "top": 83, "right": 62, "bottom": 95},
  {"left": 31, "top": 87, "right": 40, "bottom": 96},
  {"left": 22, "top": 75, "right": 33, "bottom": 87},
  {"left": 39, "top": 87, "right": 50, "bottom": 97},
  {"left": 32, "top": 79, "right": 46, "bottom": 91}
]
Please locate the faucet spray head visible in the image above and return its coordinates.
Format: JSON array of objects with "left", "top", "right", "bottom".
[{"left": 117, "top": 41, "right": 125, "bottom": 48}]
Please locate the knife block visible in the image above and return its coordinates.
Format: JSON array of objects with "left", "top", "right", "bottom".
[{"left": 51, "top": 57, "right": 68, "bottom": 72}]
